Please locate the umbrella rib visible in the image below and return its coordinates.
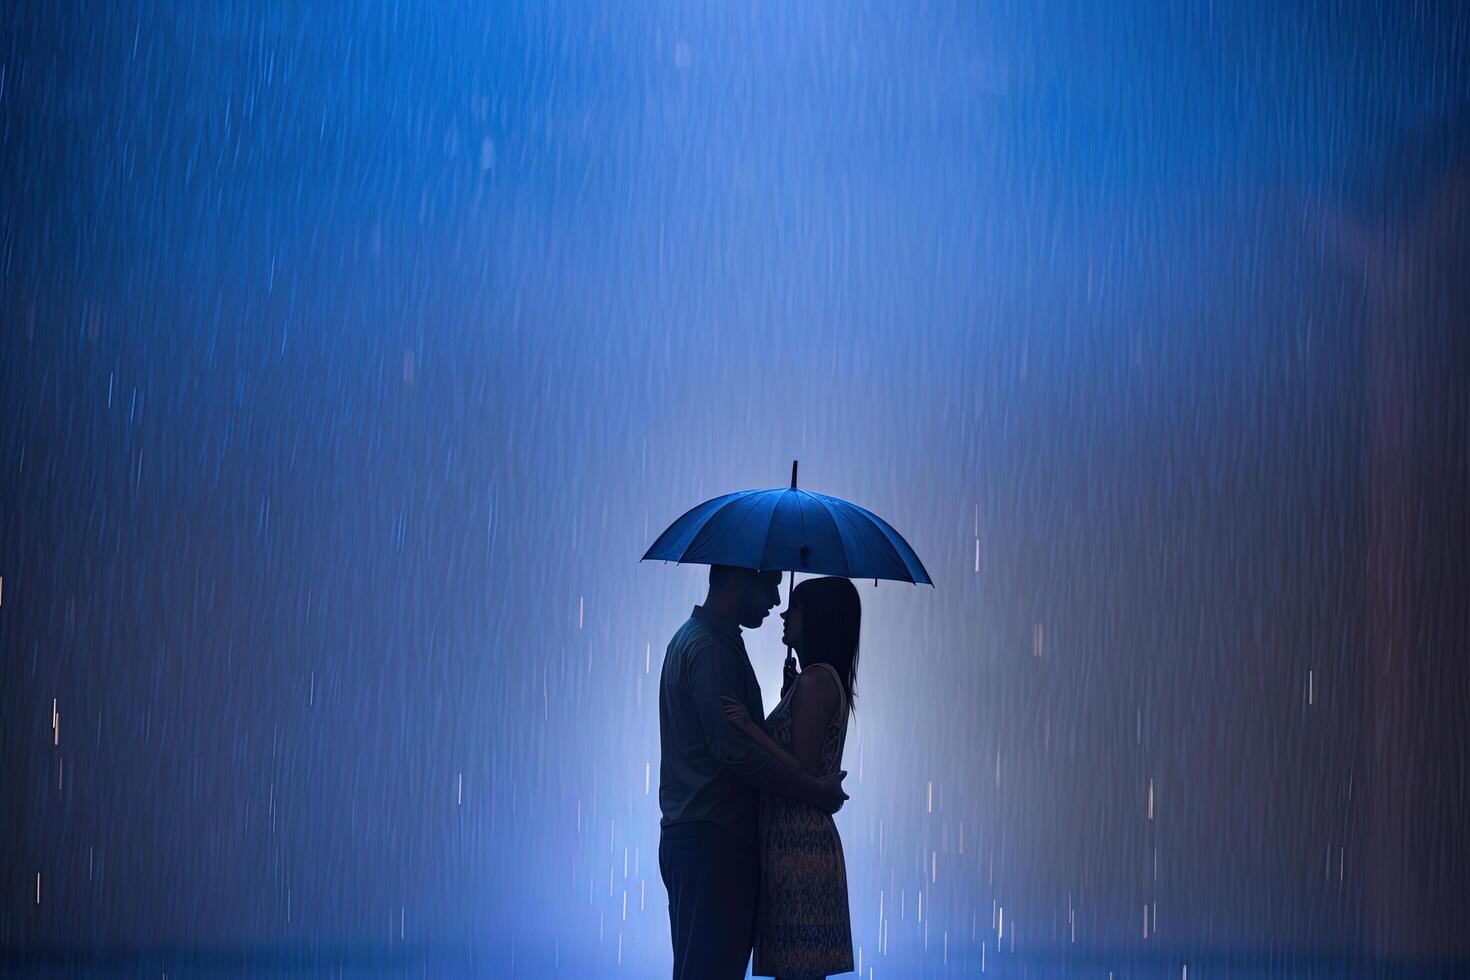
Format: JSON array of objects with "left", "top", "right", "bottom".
[
  {"left": 794, "top": 490, "right": 810, "bottom": 573},
  {"left": 809, "top": 492, "right": 854, "bottom": 578},
  {"left": 813, "top": 493, "right": 875, "bottom": 580},
  {"left": 859, "top": 504, "right": 932, "bottom": 584},
  {"left": 643, "top": 491, "right": 739, "bottom": 560},
  {"left": 692, "top": 491, "right": 766, "bottom": 565},
  {"left": 756, "top": 492, "right": 785, "bottom": 572}
]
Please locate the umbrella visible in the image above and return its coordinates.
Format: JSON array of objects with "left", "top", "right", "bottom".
[{"left": 642, "top": 460, "right": 933, "bottom": 672}]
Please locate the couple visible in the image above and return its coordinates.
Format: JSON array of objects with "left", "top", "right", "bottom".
[{"left": 658, "top": 564, "right": 860, "bottom": 979}]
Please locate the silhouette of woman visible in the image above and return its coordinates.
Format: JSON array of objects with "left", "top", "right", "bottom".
[{"left": 722, "top": 576, "right": 858, "bottom": 979}]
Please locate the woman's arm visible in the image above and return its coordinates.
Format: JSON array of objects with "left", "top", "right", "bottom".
[
  {"left": 721, "top": 698, "right": 809, "bottom": 773},
  {"left": 788, "top": 669, "right": 842, "bottom": 776},
  {"left": 719, "top": 697, "right": 847, "bottom": 811}
]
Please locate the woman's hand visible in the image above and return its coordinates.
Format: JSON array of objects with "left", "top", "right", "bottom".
[
  {"left": 781, "top": 657, "right": 799, "bottom": 698},
  {"left": 721, "top": 696, "right": 753, "bottom": 731}
]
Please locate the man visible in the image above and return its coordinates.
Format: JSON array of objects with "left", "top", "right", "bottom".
[{"left": 658, "top": 564, "right": 848, "bottom": 979}]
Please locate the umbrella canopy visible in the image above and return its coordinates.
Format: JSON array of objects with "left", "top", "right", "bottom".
[{"left": 641, "top": 461, "right": 932, "bottom": 586}]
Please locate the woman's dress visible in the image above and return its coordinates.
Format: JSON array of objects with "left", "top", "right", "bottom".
[{"left": 753, "top": 662, "right": 854, "bottom": 978}]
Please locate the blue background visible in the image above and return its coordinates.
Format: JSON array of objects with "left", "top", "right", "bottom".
[{"left": 4, "top": 2, "right": 1469, "bottom": 975}]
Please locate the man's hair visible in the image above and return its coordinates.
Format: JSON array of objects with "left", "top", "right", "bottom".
[{"left": 708, "top": 564, "right": 747, "bottom": 589}]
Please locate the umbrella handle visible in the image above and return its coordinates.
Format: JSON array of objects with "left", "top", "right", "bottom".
[
  {"left": 784, "top": 463, "right": 800, "bottom": 674},
  {"left": 784, "top": 568, "right": 798, "bottom": 672}
]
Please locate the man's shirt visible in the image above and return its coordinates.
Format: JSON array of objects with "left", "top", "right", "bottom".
[{"left": 658, "top": 604, "right": 778, "bottom": 844}]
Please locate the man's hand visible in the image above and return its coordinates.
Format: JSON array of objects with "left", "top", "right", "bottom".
[{"left": 813, "top": 770, "right": 849, "bottom": 814}]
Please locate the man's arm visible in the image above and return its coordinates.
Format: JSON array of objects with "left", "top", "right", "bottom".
[
  {"left": 687, "top": 642, "right": 847, "bottom": 813},
  {"left": 685, "top": 641, "right": 779, "bottom": 778},
  {"left": 722, "top": 701, "right": 809, "bottom": 773}
]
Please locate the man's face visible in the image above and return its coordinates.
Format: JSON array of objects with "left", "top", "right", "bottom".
[{"left": 735, "top": 570, "right": 784, "bottom": 629}]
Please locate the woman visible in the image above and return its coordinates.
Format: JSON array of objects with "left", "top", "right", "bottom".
[{"left": 722, "top": 576, "right": 859, "bottom": 979}]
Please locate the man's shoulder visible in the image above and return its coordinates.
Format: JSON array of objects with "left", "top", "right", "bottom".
[
  {"left": 672, "top": 618, "right": 728, "bottom": 655},
  {"left": 667, "top": 618, "right": 739, "bottom": 674}
]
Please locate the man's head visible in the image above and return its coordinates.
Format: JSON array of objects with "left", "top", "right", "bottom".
[{"left": 706, "top": 564, "right": 784, "bottom": 630}]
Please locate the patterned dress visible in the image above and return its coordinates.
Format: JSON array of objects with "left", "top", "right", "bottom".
[{"left": 753, "top": 662, "right": 854, "bottom": 979}]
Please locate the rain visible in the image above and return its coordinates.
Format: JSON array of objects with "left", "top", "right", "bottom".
[{"left": 3, "top": 2, "right": 1468, "bottom": 977}]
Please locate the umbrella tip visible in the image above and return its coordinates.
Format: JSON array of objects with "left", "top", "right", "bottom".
[{"left": 790, "top": 459, "right": 798, "bottom": 489}]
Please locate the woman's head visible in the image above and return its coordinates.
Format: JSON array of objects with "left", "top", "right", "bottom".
[{"left": 780, "top": 576, "right": 862, "bottom": 709}]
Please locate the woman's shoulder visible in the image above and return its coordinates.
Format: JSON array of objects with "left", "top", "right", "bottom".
[{"left": 795, "top": 663, "right": 845, "bottom": 709}]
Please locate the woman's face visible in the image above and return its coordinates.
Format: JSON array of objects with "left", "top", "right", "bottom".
[{"left": 780, "top": 597, "right": 803, "bottom": 652}]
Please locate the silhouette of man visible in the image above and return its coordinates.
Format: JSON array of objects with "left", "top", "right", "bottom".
[{"left": 658, "top": 564, "right": 848, "bottom": 980}]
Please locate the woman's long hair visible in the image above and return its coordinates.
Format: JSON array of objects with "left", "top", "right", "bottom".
[{"left": 792, "top": 576, "right": 862, "bottom": 714}]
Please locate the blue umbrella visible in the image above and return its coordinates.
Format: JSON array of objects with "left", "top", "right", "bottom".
[{"left": 641, "top": 460, "right": 933, "bottom": 586}]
